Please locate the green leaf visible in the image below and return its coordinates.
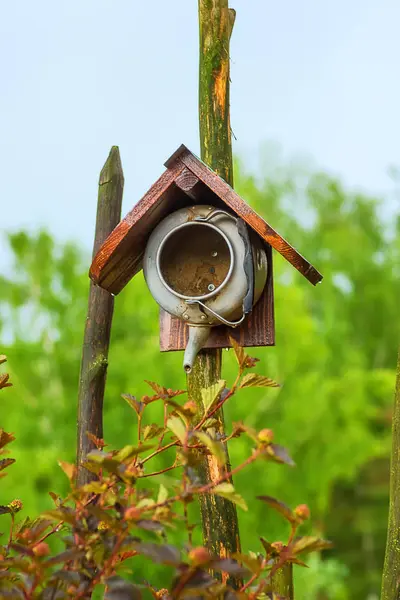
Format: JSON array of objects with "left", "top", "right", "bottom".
[
  {"left": 213, "top": 483, "right": 248, "bottom": 511},
  {"left": 194, "top": 432, "right": 226, "bottom": 466},
  {"left": 86, "top": 450, "right": 109, "bottom": 463},
  {"left": 115, "top": 444, "right": 153, "bottom": 462},
  {"left": 143, "top": 423, "right": 164, "bottom": 441},
  {"left": 81, "top": 482, "right": 108, "bottom": 494},
  {"left": 157, "top": 484, "right": 168, "bottom": 504},
  {"left": 232, "top": 552, "right": 262, "bottom": 574},
  {"left": 167, "top": 416, "right": 187, "bottom": 444},
  {"left": 201, "top": 418, "right": 219, "bottom": 429},
  {"left": 42, "top": 509, "right": 76, "bottom": 526},
  {"left": 239, "top": 373, "right": 280, "bottom": 389},
  {"left": 201, "top": 380, "right": 226, "bottom": 413}
]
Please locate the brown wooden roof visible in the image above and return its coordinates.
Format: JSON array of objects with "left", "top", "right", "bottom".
[{"left": 89, "top": 144, "right": 322, "bottom": 294}]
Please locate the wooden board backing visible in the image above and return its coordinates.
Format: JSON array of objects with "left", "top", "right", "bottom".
[{"left": 159, "top": 245, "right": 275, "bottom": 351}]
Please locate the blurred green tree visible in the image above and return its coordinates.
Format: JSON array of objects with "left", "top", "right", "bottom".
[{"left": 0, "top": 160, "right": 398, "bottom": 598}]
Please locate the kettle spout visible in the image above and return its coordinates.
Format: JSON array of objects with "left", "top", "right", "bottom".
[{"left": 183, "top": 326, "right": 211, "bottom": 373}]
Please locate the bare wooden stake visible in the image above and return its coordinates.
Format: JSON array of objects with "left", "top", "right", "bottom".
[
  {"left": 189, "top": 0, "right": 241, "bottom": 568},
  {"left": 271, "top": 564, "right": 294, "bottom": 600},
  {"left": 76, "top": 147, "right": 124, "bottom": 487},
  {"left": 381, "top": 347, "right": 400, "bottom": 600}
]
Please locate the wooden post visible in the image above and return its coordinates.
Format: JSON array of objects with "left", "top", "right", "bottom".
[
  {"left": 272, "top": 564, "right": 294, "bottom": 600},
  {"left": 189, "top": 0, "right": 241, "bottom": 562},
  {"left": 381, "top": 348, "right": 400, "bottom": 600},
  {"left": 76, "top": 147, "right": 124, "bottom": 487}
]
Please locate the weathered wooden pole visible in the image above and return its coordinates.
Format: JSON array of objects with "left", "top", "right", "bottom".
[
  {"left": 187, "top": 0, "right": 241, "bottom": 562},
  {"left": 381, "top": 347, "right": 400, "bottom": 600},
  {"left": 272, "top": 564, "right": 294, "bottom": 600},
  {"left": 76, "top": 147, "right": 124, "bottom": 487}
]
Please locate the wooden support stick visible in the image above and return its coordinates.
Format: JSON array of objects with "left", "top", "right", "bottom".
[
  {"left": 381, "top": 347, "right": 400, "bottom": 600},
  {"left": 271, "top": 564, "right": 294, "bottom": 600},
  {"left": 190, "top": 0, "right": 241, "bottom": 566},
  {"left": 76, "top": 147, "right": 124, "bottom": 487}
]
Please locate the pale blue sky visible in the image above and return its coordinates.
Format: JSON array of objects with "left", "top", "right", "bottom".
[{"left": 2, "top": 0, "right": 400, "bottom": 251}]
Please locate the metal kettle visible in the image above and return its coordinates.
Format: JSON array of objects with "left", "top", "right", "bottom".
[{"left": 143, "top": 205, "right": 268, "bottom": 372}]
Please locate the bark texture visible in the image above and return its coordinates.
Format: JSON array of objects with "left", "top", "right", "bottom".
[
  {"left": 187, "top": 350, "right": 241, "bottom": 561},
  {"left": 76, "top": 147, "right": 124, "bottom": 487},
  {"left": 271, "top": 564, "right": 294, "bottom": 600},
  {"left": 191, "top": 0, "right": 241, "bottom": 567},
  {"left": 381, "top": 348, "right": 400, "bottom": 600}
]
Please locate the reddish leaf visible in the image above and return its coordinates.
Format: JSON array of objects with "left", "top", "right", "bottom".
[
  {"left": 292, "top": 536, "right": 333, "bottom": 555},
  {"left": 288, "top": 556, "right": 309, "bottom": 567},
  {"left": 136, "top": 520, "right": 164, "bottom": 533},
  {"left": 0, "top": 458, "right": 15, "bottom": 471},
  {"left": 0, "top": 373, "right": 12, "bottom": 389},
  {"left": 265, "top": 444, "right": 295, "bottom": 466},
  {"left": 49, "top": 491, "right": 61, "bottom": 506},
  {"left": 9, "top": 543, "right": 35, "bottom": 557},
  {"left": 0, "top": 430, "right": 15, "bottom": 449},
  {"left": 229, "top": 336, "right": 246, "bottom": 368},
  {"left": 229, "top": 337, "right": 260, "bottom": 371},
  {"left": 239, "top": 373, "right": 280, "bottom": 389},
  {"left": 86, "top": 432, "right": 106, "bottom": 449},
  {"left": 145, "top": 381, "right": 168, "bottom": 396},
  {"left": 121, "top": 394, "right": 144, "bottom": 415},
  {"left": 257, "top": 496, "right": 297, "bottom": 524},
  {"left": 211, "top": 557, "right": 250, "bottom": 578},
  {"left": 260, "top": 537, "right": 274, "bottom": 555},
  {"left": 133, "top": 542, "right": 180, "bottom": 565},
  {"left": 58, "top": 461, "right": 76, "bottom": 482},
  {"left": 45, "top": 548, "right": 85, "bottom": 566},
  {"left": 145, "top": 382, "right": 185, "bottom": 399}
]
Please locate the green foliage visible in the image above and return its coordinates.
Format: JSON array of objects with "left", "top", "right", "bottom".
[
  {"left": 0, "top": 160, "right": 399, "bottom": 597},
  {"left": 0, "top": 355, "right": 329, "bottom": 597}
]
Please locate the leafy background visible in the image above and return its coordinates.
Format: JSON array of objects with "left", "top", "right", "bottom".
[{"left": 1, "top": 157, "right": 399, "bottom": 599}]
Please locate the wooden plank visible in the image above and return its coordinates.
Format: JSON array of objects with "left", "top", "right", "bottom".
[
  {"left": 175, "top": 167, "right": 200, "bottom": 201},
  {"left": 160, "top": 244, "right": 275, "bottom": 351},
  {"left": 176, "top": 150, "right": 322, "bottom": 285},
  {"left": 89, "top": 160, "right": 185, "bottom": 293}
]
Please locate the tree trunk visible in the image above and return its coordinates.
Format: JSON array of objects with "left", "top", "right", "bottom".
[
  {"left": 76, "top": 147, "right": 124, "bottom": 487},
  {"left": 189, "top": 0, "right": 241, "bottom": 566},
  {"left": 381, "top": 347, "right": 400, "bottom": 600}
]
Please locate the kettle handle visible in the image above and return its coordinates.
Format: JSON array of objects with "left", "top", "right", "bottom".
[{"left": 185, "top": 299, "right": 246, "bottom": 328}]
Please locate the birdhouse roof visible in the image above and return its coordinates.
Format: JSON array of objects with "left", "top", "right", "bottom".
[{"left": 89, "top": 144, "right": 322, "bottom": 294}]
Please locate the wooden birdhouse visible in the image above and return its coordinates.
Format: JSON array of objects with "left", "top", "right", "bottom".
[{"left": 89, "top": 144, "right": 322, "bottom": 370}]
